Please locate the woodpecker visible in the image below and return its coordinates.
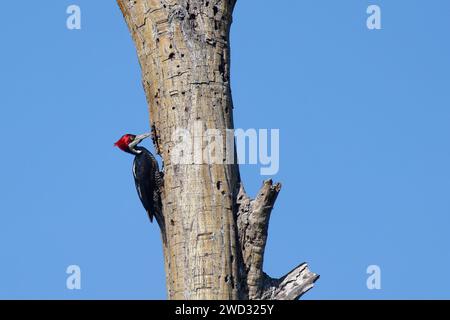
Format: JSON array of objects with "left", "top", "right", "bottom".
[{"left": 114, "top": 133, "right": 164, "bottom": 231}]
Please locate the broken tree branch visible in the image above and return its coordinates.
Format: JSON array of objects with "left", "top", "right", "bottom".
[
  {"left": 261, "top": 263, "right": 319, "bottom": 300},
  {"left": 237, "top": 180, "right": 318, "bottom": 300}
]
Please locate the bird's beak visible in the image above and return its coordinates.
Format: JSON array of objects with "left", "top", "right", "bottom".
[
  {"left": 128, "top": 132, "right": 152, "bottom": 151},
  {"left": 134, "top": 132, "right": 152, "bottom": 144}
]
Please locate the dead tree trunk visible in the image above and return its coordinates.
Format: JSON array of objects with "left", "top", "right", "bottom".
[{"left": 117, "top": 0, "right": 318, "bottom": 300}]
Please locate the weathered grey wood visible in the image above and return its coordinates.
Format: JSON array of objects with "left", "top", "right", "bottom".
[
  {"left": 261, "top": 263, "right": 319, "bottom": 300},
  {"left": 237, "top": 180, "right": 319, "bottom": 300},
  {"left": 117, "top": 0, "right": 318, "bottom": 300}
]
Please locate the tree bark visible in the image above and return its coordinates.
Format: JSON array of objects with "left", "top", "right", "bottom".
[{"left": 117, "top": 0, "right": 318, "bottom": 300}]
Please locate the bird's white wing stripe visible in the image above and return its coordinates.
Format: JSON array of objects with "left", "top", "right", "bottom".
[
  {"left": 137, "top": 185, "right": 143, "bottom": 200},
  {"left": 132, "top": 162, "right": 137, "bottom": 179}
]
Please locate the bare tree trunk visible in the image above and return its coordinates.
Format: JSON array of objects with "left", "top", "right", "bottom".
[{"left": 117, "top": 0, "right": 318, "bottom": 300}]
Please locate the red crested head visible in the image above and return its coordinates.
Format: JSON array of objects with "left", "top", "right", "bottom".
[{"left": 114, "top": 134, "right": 136, "bottom": 152}]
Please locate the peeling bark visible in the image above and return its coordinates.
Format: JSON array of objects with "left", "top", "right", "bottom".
[{"left": 117, "top": 0, "right": 318, "bottom": 300}]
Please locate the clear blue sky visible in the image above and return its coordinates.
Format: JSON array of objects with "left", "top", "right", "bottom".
[{"left": 1, "top": 0, "right": 449, "bottom": 299}]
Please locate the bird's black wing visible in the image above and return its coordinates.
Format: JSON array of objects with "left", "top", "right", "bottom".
[{"left": 132, "top": 148, "right": 160, "bottom": 223}]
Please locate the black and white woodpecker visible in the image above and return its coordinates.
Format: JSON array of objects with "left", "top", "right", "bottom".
[{"left": 114, "top": 133, "right": 164, "bottom": 231}]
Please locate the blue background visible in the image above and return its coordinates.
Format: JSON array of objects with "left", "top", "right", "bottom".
[{"left": 1, "top": 0, "right": 449, "bottom": 299}]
